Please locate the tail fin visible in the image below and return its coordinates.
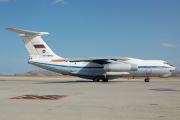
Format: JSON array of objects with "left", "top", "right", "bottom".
[{"left": 6, "top": 28, "right": 63, "bottom": 59}]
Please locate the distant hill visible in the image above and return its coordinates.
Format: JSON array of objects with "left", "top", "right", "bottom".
[{"left": 14, "top": 70, "right": 61, "bottom": 76}]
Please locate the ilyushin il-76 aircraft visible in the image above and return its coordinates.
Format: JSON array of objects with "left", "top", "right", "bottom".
[{"left": 6, "top": 28, "right": 175, "bottom": 82}]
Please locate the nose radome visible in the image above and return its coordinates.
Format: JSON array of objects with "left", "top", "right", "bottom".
[
  {"left": 170, "top": 67, "right": 176, "bottom": 75},
  {"left": 172, "top": 66, "right": 176, "bottom": 71}
]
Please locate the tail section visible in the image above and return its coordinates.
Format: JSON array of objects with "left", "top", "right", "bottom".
[{"left": 6, "top": 28, "right": 62, "bottom": 59}]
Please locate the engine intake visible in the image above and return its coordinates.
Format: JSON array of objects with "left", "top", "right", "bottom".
[{"left": 104, "top": 63, "right": 138, "bottom": 72}]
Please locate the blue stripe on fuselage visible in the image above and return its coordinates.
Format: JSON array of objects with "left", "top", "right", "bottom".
[
  {"left": 31, "top": 62, "right": 171, "bottom": 69},
  {"left": 32, "top": 62, "right": 103, "bottom": 69},
  {"left": 138, "top": 66, "right": 170, "bottom": 68}
]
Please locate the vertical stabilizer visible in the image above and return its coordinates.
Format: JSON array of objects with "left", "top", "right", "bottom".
[{"left": 6, "top": 28, "right": 63, "bottom": 59}]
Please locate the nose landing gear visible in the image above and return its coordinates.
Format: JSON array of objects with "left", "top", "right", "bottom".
[
  {"left": 144, "top": 74, "right": 150, "bottom": 82},
  {"left": 144, "top": 78, "right": 150, "bottom": 82}
]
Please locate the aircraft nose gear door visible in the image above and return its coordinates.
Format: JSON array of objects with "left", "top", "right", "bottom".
[{"left": 145, "top": 67, "right": 152, "bottom": 82}]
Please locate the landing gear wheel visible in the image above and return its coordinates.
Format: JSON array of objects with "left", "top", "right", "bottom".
[
  {"left": 93, "top": 78, "right": 100, "bottom": 82},
  {"left": 144, "top": 74, "right": 151, "bottom": 82},
  {"left": 144, "top": 78, "right": 149, "bottom": 82},
  {"left": 102, "top": 78, "right": 108, "bottom": 82}
]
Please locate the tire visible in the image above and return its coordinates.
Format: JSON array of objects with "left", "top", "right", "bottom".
[
  {"left": 93, "top": 78, "right": 100, "bottom": 82},
  {"left": 144, "top": 78, "right": 149, "bottom": 82},
  {"left": 102, "top": 78, "right": 108, "bottom": 82}
]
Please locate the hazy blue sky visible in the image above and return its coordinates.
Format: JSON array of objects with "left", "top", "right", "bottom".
[{"left": 0, "top": 0, "right": 179, "bottom": 74}]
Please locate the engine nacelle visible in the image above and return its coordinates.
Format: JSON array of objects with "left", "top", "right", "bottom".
[{"left": 104, "top": 63, "right": 138, "bottom": 72}]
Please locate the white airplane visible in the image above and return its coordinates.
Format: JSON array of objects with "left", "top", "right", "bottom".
[{"left": 6, "top": 28, "right": 175, "bottom": 82}]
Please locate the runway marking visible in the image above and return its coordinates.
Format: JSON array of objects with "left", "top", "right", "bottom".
[{"left": 10, "top": 95, "right": 67, "bottom": 100}]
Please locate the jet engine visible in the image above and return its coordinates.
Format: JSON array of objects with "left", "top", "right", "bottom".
[{"left": 104, "top": 63, "right": 138, "bottom": 72}]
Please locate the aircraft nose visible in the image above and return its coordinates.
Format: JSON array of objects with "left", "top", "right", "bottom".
[
  {"left": 170, "top": 66, "right": 176, "bottom": 76},
  {"left": 172, "top": 66, "right": 176, "bottom": 71},
  {"left": 171, "top": 66, "right": 175, "bottom": 71}
]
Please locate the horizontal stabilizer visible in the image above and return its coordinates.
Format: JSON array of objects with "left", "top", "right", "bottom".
[{"left": 5, "top": 28, "right": 49, "bottom": 36}]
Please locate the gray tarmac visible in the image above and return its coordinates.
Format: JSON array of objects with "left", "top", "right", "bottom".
[{"left": 0, "top": 76, "right": 180, "bottom": 120}]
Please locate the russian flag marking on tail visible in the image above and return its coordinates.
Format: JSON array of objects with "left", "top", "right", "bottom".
[{"left": 34, "top": 44, "right": 46, "bottom": 48}]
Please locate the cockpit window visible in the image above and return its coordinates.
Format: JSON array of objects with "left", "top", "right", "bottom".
[{"left": 164, "top": 62, "right": 174, "bottom": 67}]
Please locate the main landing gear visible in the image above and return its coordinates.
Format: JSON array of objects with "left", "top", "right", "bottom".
[
  {"left": 93, "top": 78, "right": 108, "bottom": 82},
  {"left": 93, "top": 78, "right": 100, "bottom": 82},
  {"left": 102, "top": 78, "right": 108, "bottom": 82}
]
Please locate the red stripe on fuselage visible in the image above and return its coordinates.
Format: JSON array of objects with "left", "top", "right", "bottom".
[{"left": 51, "top": 59, "right": 67, "bottom": 62}]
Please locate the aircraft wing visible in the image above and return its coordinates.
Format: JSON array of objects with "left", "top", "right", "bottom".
[
  {"left": 68, "top": 57, "right": 135, "bottom": 64},
  {"left": 69, "top": 57, "right": 132, "bottom": 62}
]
